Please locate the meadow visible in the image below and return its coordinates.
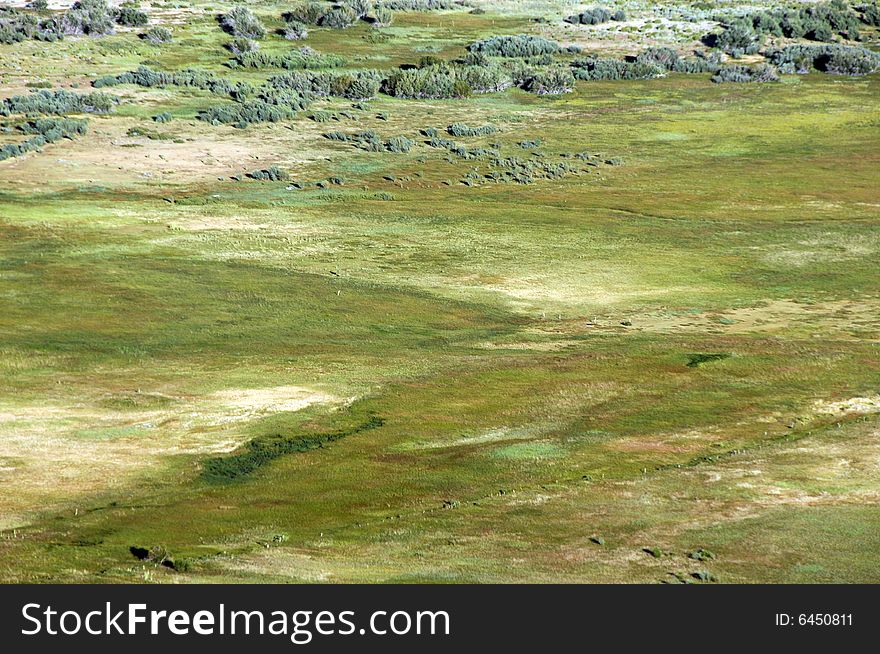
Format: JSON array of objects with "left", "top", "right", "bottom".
[{"left": 0, "top": 0, "right": 878, "bottom": 583}]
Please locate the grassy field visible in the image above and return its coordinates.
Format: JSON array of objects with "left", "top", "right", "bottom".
[{"left": 0, "top": 0, "right": 878, "bottom": 583}]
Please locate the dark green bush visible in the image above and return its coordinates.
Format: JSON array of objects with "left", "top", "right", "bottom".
[
  {"left": 283, "top": 20, "right": 308, "bottom": 40},
  {"left": 220, "top": 6, "right": 266, "bottom": 39},
  {"left": 572, "top": 58, "right": 663, "bottom": 80},
  {"left": 767, "top": 44, "right": 880, "bottom": 75},
  {"left": 447, "top": 123, "right": 496, "bottom": 137},
  {"left": 0, "top": 89, "right": 117, "bottom": 116},
  {"left": 233, "top": 47, "right": 345, "bottom": 70},
  {"left": 0, "top": 117, "right": 88, "bottom": 161},
  {"left": 115, "top": 6, "right": 148, "bottom": 27},
  {"left": 201, "top": 417, "right": 384, "bottom": 482},
  {"left": 467, "top": 34, "right": 560, "bottom": 58},
  {"left": 249, "top": 165, "right": 289, "bottom": 181},
  {"left": 523, "top": 67, "right": 575, "bottom": 95},
  {"left": 142, "top": 26, "right": 172, "bottom": 44},
  {"left": 565, "top": 7, "right": 612, "bottom": 25},
  {"left": 711, "top": 63, "right": 779, "bottom": 83}
]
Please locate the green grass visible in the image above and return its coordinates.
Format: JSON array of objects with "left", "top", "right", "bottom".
[{"left": 0, "top": 0, "right": 878, "bottom": 583}]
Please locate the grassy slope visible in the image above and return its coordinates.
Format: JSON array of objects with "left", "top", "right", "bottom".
[{"left": 0, "top": 2, "right": 878, "bottom": 582}]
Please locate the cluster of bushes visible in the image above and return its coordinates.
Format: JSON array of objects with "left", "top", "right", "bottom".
[
  {"left": 283, "top": 1, "right": 388, "bottom": 29},
  {"left": 767, "top": 43, "right": 880, "bottom": 75},
  {"left": 858, "top": 2, "right": 880, "bottom": 26},
  {"left": 0, "top": 117, "right": 88, "bottom": 161},
  {"left": 523, "top": 66, "right": 575, "bottom": 94},
  {"left": 565, "top": 7, "right": 626, "bottom": 25},
  {"left": 383, "top": 0, "right": 460, "bottom": 9},
  {"left": 94, "top": 66, "right": 241, "bottom": 98},
  {"left": 383, "top": 63, "right": 512, "bottom": 98},
  {"left": 427, "top": 135, "right": 498, "bottom": 160},
  {"left": 324, "top": 129, "right": 414, "bottom": 153},
  {"left": 115, "top": 6, "right": 149, "bottom": 27},
  {"left": 198, "top": 99, "right": 300, "bottom": 127},
  {"left": 142, "top": 26, "right": 172, "bottom": 44},
  {"left": 202, "top": 417, "right": 385, "bottom": 483},
  {"left": 707, "top": 1, "right": 866, "bottom": 56},
  {"left": 447, "top": 123, "right": 496, "bottom": 137},
  {"left": 1, "top": 0, "right": 151, "bottom": 43},
  {"left": 220, "top": 6, "right": 266, "bottom": 39},
  {"left": 282, "top": 19, "right": 309, "bottom": 40},
  {"left": 1, "top": 89, "right": 117, "bottom": 116},
  {"left": 269, "top": 69, "right": 382, "bottom": 100},
  {"left": 572, "top": 57, "right": 664, "bottom": 80},
  {"left": 249, "top": 165, "right": 289, "bottom": 180},
  {"left": 226, "top": 36, "right": 258, "bottom": 55},
  {"left": 233, "top": 47, "right": 346, "bottom": 70},
  {"left": 711, "top": 63, "right": 779, "bottom": 83},
  {"left": 634, "top": 47, "right": 722, "bottom": 73},
  {"left": 467, "top": 34, "right": 561, "bottom": 58}
]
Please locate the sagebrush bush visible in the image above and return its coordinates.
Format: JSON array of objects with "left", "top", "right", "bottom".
[
  {"left": 711, "top": 63, "right": 779, "bottom": 83},
  {"left": 142, "top": 26, "right": 172, "bottom": 44},
  {"left": 319, "top": 6, "right": 358, "bottom": 28},
  {"left": 767, "top": 44, "right": 880, "bottom": 75},
  {"left": 565, "top": 7, "right": 616, "bottom": 25},
  {"left": 467, "top": 34, "right": 560, "bottom": 58},
  {"left": 220, "top": 6, "right": 266, "bottom": 39},
  {"left": 571, "top": 58, "right": 663, "bottom": 80},
  {"left": 249, "top": 165, "right": 289, "bottom": 181},
  {"left": 447, "top": 123, "right": 497, "bottom": 137},
  {"left": 283, "top": 20, "right": 308, "bottom": 40},
  {"left": 115, "top": 6, "right": 148, "bottom": 27},
  {"left": 523, "top": 67, "right": 575, "bottom": 95},
  {"left": 233, "top": 47, "right": 345, "bottom": 70},
  {"left": 1, "top": 89, "right": 117, "bottom": 116}
]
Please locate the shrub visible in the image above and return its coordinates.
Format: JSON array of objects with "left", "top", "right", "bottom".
[
  {"left": 467, "top": 34, "right": 560, "bottom": 58},
  {"left": 220, "top": 6, "right": 266, "bottom": 39},
  {"left": 859, "top": 2, "right": 880, "bottom": 26},
  {"left": 197, "top": 100, "right": 298, "bottom": 128},
  {"left": 711, "top": 63, "right": 779, "bottom": 83},
  {"left": 62, "top": 0, "right": 116, "bottom": 36},
  {"left": 672, "top": 52, "right": 722, "bottom": 74},
  {"left": 234, "top": 47, "right": 345, "bottom": 70},
  {"left": 142, "top": 26, "right": 172, "bottom": 44},
  {"left": 767, "top": 44, "right": 880, "bottom": 75},
  {"left": 635, "top": 47, "right": 679, "bottom": 71},
  {"left": 226, "top": 36, "right": 258, "bottom": 55},
  {"left": 0, "top": 117, "right": 89, "bottom": 161},
  {"left": 523, "top": 66, "right": 575, "bottom": 95},
  {"left": 709, "top": 2, "right": 863, "bottom": 51},
  {"left": 342, "top": 0, "right": 373, "bottom": 18},
  {"left": 249, "top": 165, "right": 289, "bottom": 181},
  {"left": 384, "top": 135, "right": 413, "bottom": 152},
  {"left": 372, "top": 7, "right": 394, "bottom": 26},
  {"left": 566, "top": 7, "right": 612, "bottom": 25},
  {"left": 447, "top": 123, "right": 496, "bottom": 137},
  {"left": 459, "top": 64, "right": 513, "bottom": 93},
  {"left": 572, "top": 58, "right": 663, "bottom": 80},
  {"left": 153, "top": 111, "right": 172, "bottom": 122},
  {"left": 284, "top": 3, "right": 327, "bottom": 25},
  {"left": 711, "top": 19, "right": 764, "bottom": 57},
  {"left": 283, "top": 20, "right": 308, "bottom": 40},
  {"left": 319, "top": 6, "right": 358, "bottom": 29},
  {"left": 30, "top": 0, "right": 49, "bottom": 9},
  {"left": 383, "top": 0, "right": 458, "bottom": 9},
  {"left": 383, "top": 64, "right": 504, "bottom": 98},
  {"left": 93, "top": 65, "right": 239, "bottom": 98},
  {"left": 0, "top": 89, "right": 117, "bottom": 116},
  {"left": 115, "top": 6, "right": 148, "bottom": 27}
]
